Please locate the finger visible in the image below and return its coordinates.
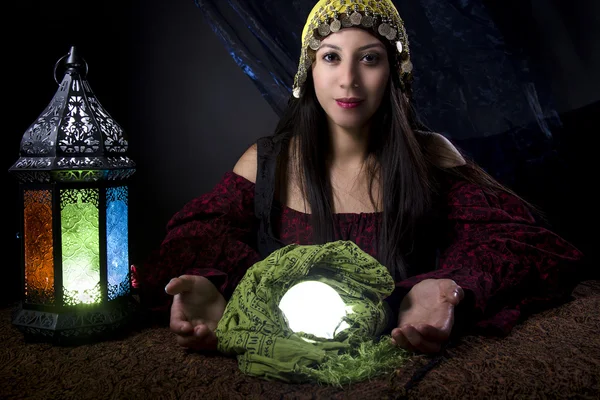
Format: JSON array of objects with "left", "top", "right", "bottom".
[
  {"left": 169, "top": 296, "right": 195, "bottom": 335},
  {"left": 165, "top": 276, "right": 194, "bottom": 296},
  {"left": 176, "top": 325, "right": 218, "bottom": 351},
  {"left": 443, "top": 280, "right": 464, "bottom": 306},
  {"left": 170, "top": 307, "right": 193, "bottom": 335},
  {"left": 390, "top": 327, "right": 415, "bottom": 352},
  {"left": 414, "top": 323, "right": 450, "bottom": 343},
  {"left": 130, "top": 265, "right": 139, "bottom": 288},
  {"left": 401, "top": 325, "right": 442, "bottom": 354},
  {"left": 450, "top": 284, "right": 464, "bottom": 304}
]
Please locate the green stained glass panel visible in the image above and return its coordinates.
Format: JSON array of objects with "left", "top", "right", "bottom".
[{"left": 61, "top": 188, "right": 100, "bottom": 305}]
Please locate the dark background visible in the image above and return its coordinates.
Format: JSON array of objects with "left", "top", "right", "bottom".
[{"left": 4, "top": 0, "right": 597, "bottom": 306}]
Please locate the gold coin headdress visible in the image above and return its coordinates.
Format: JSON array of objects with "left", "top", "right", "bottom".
[{"left": 293, "top": 0, "right": 413, "bottom": 98}]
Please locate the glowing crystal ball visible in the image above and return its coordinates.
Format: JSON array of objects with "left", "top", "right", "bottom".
[{"left": 279, "top": 280, "right": 350, "bottom": 339}]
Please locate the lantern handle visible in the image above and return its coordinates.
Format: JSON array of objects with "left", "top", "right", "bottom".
[{"left": 53, "top": 46, "right": 89, "bottom": 84}]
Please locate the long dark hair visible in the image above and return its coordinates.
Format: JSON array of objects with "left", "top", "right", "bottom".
[{"left": 270, "top": 33, "right": 539, "bottom": 280}]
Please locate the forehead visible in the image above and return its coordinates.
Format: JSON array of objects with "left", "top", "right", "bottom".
[{"left": 318, "top": 27, "right": 384, "bottom": 49}]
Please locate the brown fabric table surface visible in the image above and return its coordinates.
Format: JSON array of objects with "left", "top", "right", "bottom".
[{"left": 1, "top": 280, "right": 599, "bottom": 400}]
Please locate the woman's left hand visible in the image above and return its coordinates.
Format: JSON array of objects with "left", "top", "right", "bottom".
[{"left": 391, "top": 278, "right": 464, "bottom": 354}]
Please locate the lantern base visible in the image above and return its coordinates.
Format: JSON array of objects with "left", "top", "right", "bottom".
[{"left": 11, "top": 296, "right": 139, "bottom": 345}]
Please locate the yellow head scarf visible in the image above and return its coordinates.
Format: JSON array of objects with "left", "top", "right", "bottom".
[{"left": 293, "top": 0, "right": 413, "bottom": 98}]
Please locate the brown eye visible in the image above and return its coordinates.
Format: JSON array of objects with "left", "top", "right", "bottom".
[
  {"left": 323, "top": 53, "right": 340, "bottom": 62},
  {"left": 362, "top": 53, "right": 380, "bottom": 63}
]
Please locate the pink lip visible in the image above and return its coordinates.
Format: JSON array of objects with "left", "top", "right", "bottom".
[{"left": 336, "top": 100, "right": 363, "bottom": 109}]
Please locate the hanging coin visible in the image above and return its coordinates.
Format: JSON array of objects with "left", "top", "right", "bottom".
[
  {"left": 361, "top": 14, "right": 374, "bottom": 27},
  {"left": 341, "top": 14, "right": 353, "bottom": 27},
  {"left": 309, "top": 37, "right": 321, "bottom": 50},
  {"left": 330, "top": 18, "right": 342, "bottom": 32},
  {"left": 318, "top": 23, "right": 331, "bottom": 36},
  {"left": 378, "top": 22, "right": 391, "bottom": 37},
  {"left": 386, "top": 28, "right": 397, "bottom": 41},
  {"left": 350, "top": 11, "right": 362, "bottom": 25}
]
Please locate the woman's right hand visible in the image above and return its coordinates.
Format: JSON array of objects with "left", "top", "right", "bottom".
[{"left": 164, "top": 275, "right": 226, "bottom": 351}]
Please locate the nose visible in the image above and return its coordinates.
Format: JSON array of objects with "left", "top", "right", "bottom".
[{"left": 338, "top": 59, "right": 360, "bottom": 90}]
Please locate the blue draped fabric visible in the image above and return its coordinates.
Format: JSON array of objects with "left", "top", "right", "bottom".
[{"left": 193, "top": 0, "right": 563, "bottom": 186}]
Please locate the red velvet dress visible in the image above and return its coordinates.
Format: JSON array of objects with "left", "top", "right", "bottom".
[{"left": 133, "top": 171, "right": 584, "bottom": 335}]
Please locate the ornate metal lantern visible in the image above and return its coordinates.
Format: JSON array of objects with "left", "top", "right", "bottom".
[{"left": 9, "top": 46, "right": 137, "bottom": 344}]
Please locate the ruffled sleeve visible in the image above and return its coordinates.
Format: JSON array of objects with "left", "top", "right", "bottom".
[
  {"left": 132, "top": 171, "right": 261, "bottom": 315},
  {"left": 393, "top": 178, "right": 584, "bottom": 335}
]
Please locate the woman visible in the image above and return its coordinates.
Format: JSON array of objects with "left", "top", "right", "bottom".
[{"left": 133, "top": 0, "right": 583, "bottom": 355}]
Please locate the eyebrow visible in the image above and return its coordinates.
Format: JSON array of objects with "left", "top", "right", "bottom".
[{"left": 319, "top": 43, "right": 385, "bottom": 52}]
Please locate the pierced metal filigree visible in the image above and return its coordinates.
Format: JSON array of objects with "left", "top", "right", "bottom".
[{"left": 9, "top": 47, "right": 135, "bottom": 183}]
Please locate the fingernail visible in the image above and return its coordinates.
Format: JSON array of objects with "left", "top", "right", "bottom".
[{"left": 164, "top": 278, "right": 175, "bottom": 293}]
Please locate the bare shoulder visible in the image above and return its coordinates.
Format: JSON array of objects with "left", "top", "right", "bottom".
[{"left": 233, "top": 143, "right": 258, "bottom": 183}]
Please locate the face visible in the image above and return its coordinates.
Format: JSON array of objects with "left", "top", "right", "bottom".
[{"left": 312, "top": 28, "right": 390, "bottom": 133}]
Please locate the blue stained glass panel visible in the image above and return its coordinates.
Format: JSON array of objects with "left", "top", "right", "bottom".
[{"left": 106, "top": 186, "right": 129, "bottom": 300}]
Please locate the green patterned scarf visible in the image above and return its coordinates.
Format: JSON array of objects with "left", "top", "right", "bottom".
[{"left": 215, "top": 240, "right": 410, "bottom": 386}]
